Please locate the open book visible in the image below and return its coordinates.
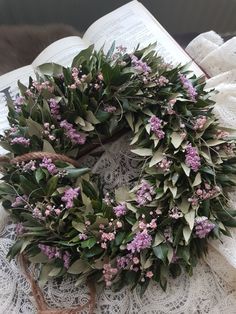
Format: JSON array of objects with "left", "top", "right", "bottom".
[{"left": 0, "top": 0, "right": 203, "bottom": 155}]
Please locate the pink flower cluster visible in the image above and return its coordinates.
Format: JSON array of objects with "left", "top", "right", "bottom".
[
  {"left": 44, "top": 204, "right": 62, "bottom": 217},
  {"left": 32, "top": 80, "right": 54, "bottom": 93},
  {"left": 40, "top": 157, "right": 57, "bottom": 175},
  {"left": 188, "top": 183, "right": 220, "bottom": 207},
  {"left": 60, "top": 120, "right": 86, "bottom": 145},
  {"left": 69, "top": 67, "right": 87, "bottom": 89},
  {"left": 14, "top": 96, "right": 25, "bottom": 113},
  {"left": 157, "top": 76, "right": 169, "bottom": 87},
  {"left": 15, "top": 223, "right": 24, "bottom": 235},
  {"left": 49, "top": 98, "right": 61, "bottom": 120},
  {"left": 157, "top": 157, "right": 172, "bottom": 172},
  {"left": 193, "top": 116, "right": 207, "bottom": 130},
  {"left": 116, "top": 253, "right": 133, "bottom": 269},
  {"left": 139, "top": 219, "right": 157, "bottom": 230},
  {"left": 12, "top": 195, "right": 27, "bottom": 207},
  {"left": 43, "top": 123, "right": 56, "bottom": 141},
  {"left": 10, "top": 136, "right": 30, "bottom": 147},
  {"left": 194, "top": 216, "right": 215, "bottom": 238},
  {"left": 179, "top": 74, "right": 197, "bottom": 102},
  {"left": 169, "top": 206, "right": 183, "bottom": 219},
  {"left": 149, "top": 115, "right": 165, "bottom": 140},
  {"left": 61, "top": 187, "right": 80, "bottom": 208},
  {"left": 131, "top": 55, "right": 151, "bottom": 73},
  {"left": 19, "top": 160, "right": 36, "bottom": 172},
  {"left": 216, "top": 129, "right": 229, "bottom": 139},
  {"left": 38, "top": 244, "right": 71, "bottom": 268},
  {"left": 223, "top": 143, "right": 235, "bottom": 155},
  {"left": 136, "top": 180, "right": 155, "bottom": 206},
  {"left": 104, "top": 105, "right": 117, "bottom": 113},
  {"left": 113, "top": 202, "right": 127, "bottom": 217},
  {"left": 117, "top": 254, "right": 140, "bottom": 272},
  {"left": 127, "top": 230, "right": 152, "bottom": 253},
  {"left": 33, "top": 207, "right": 44, "bottom": 220},
  {"left": 185, "top": 143, "right": 201, "bottom": 172},
  {"left": 100, "top": 231, "right": 116, "bottom": 249},
  {"left": 102, "top": 263, "right": 118, "bottom": 287}
]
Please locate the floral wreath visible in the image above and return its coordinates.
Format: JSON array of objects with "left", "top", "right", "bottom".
[{"left": 0, "top": 43, "right": 236, "bottom": 312}]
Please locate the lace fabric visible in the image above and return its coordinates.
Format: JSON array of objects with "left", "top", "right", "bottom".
[{"left": 1, "top": 32, "right": 236, "bottom": 313}]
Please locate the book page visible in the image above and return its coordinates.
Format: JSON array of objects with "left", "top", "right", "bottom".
[
  {"left": 0, "top": 65, "right": 35, "bottom": 154},
  {"left": 83, "top": 0, "right": 203, "bottom": 77},
  {"left": 32, "top": 36, "right": 88, "bottom": 68}
]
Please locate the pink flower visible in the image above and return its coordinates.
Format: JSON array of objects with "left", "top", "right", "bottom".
[
  {"left": 194, "top": 216, "right": 215, "bottom": 238},
  {"left": 127, "top": 230, "right": 152, "bottom": 253},
  {"left": 61, "top": 187, "right": 80, "bottom": 208},
  {"left": 179, "top": 74, "right": 197, "bottom": 102},
  {"left": 149, "top": 115, "right": 165, "bottom": 140},
  {"left": 12, "top": 195, "right": 27, "bottom": 207},
  {"left": 157, "top": 76, "right": 169, "bottom": 87},
  {"left": 10, "top": 137, "right": 30, "bottom": 147},
  {"left": 136, "top": 180, "right": 155, "bottom": 206},
  {"left": 103, "top": 263, "right": 118, "bottom": 287},
  {"left": 101, "top": 232, "right": 115, "bottom": 242},
  {"left": 113, "top": 202, "right": 127, "bottom": 217},
  {"left": 133, "top": 257, "right": 139, "bottom": 264},
  {"left": 60, "top": 120, "right": 86, "bottom": 145},
  {"left": 49, "top": 98, "right": 61, "bottom": 120},
  {"left": 185, "top": 143, "right": 201, "bottom": 172},
  {"left": 40, "top": 157, "right": 57, "bottom": 175},
  {"left": 146, "top": 271, "right": 154, "bottom": 278},
  {"left": 131, "top": 55, "right": 151, "bottom": 73}
]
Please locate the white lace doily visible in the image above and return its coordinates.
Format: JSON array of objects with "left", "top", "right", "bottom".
[{"left": 1, "top": 31, "right": 236, "bottom": 313}]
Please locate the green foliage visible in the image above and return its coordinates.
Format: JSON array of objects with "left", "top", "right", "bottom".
[{"left": 0, "top": 43, "right": 236, "bottom": 293}]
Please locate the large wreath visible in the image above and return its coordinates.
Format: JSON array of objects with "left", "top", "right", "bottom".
[{"left": 0, "top": 43, "right": 236, "bottom": 300}]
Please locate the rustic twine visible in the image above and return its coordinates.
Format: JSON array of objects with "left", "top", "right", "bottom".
[
  {"left": 0, "top": 151, "right": 96, "bottom": 313},
  {"left": 20, "top": 254, "right": 96, "bottom": 314},
  {"left": 0, "top": 151, "right": 80, "bottom": 168}
]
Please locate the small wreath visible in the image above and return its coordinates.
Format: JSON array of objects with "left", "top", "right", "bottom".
[{"left": 1, "top": 43, "right": 236, "bottom": 306}]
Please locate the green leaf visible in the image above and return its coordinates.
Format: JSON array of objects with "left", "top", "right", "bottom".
[
  {"left": 106, "top": 41, "right": 116, "bottom": 59},
  {"left": 153, "top": 243, "right": 169, "bottom": 262},
  {"left": 115, "top": 187, "right": 130, "bottom": 203},
  {"left": 72, "top": 45, "right": 94, "bottom": 67},
  {"left": 179, "top": 198, "right": 190, "bottom": 214},
  {"left": 43, "top": 140, "right": 56, "bottom": 153},
  {"left": 183, "top": 226, "right": 192, "bottom": 243},
  {"left": 28, "top": 252, "right": 49, "bottom": 263},
  {"left": 185, "top": 210, "right": 195, "bottom": 230},
  {"left": 49, "top": 267, "right": 62, "bottom": 277},
  {"left": 67, "top": 259, "right": 90, "bottom": 274},
  {"left": 26, "top": 118, "right": 43, "bottom": 138},
  {"left": 86, "top": 111, "right": 100, "bottom": 124},
  {"left": 131, "top": 148, "right": 152, "bottom": 157},
  {"left": 181, "top": 162, "right": 191, "bottom": 176},
  {"left": 46, "top": 176, "right": 58, "bottom": 196},
  {"left": 206, "top": 139, "right": 225, "bottom": 147},
  {"left": 125, "top": 112, "right": 134, "bottom": 131},
  {"left": 37, "top": 63, "right": 64, "bottom": 76},
  {"left": 192, "top": 173, "right": 201, "bottom": 187},
  {"left": 72, "top": 221, "right": 86, "bottom": 233},
  {"left": 35, "top": 168, "right": 44, "bottom": 184},
  {"left": 81, "top": 237, "right": 97, "bottom": 249},
  {"left": 7, "top": 239, "right": 25, "bottom": 258},
  {"left": 38, "top": 264, "right": 54, "bottom": 286},
  {"left": 153, "top": 233, "right": 164, "bottom": 247},
  {"left": 66, "top": 168, "right": 90, "bottom": 179},
  {"left": 149, "top": 149, "right": 164, "bottom": 167},
  {"left": 171, "top": 132, "right": 183, "bottom": 149}
]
